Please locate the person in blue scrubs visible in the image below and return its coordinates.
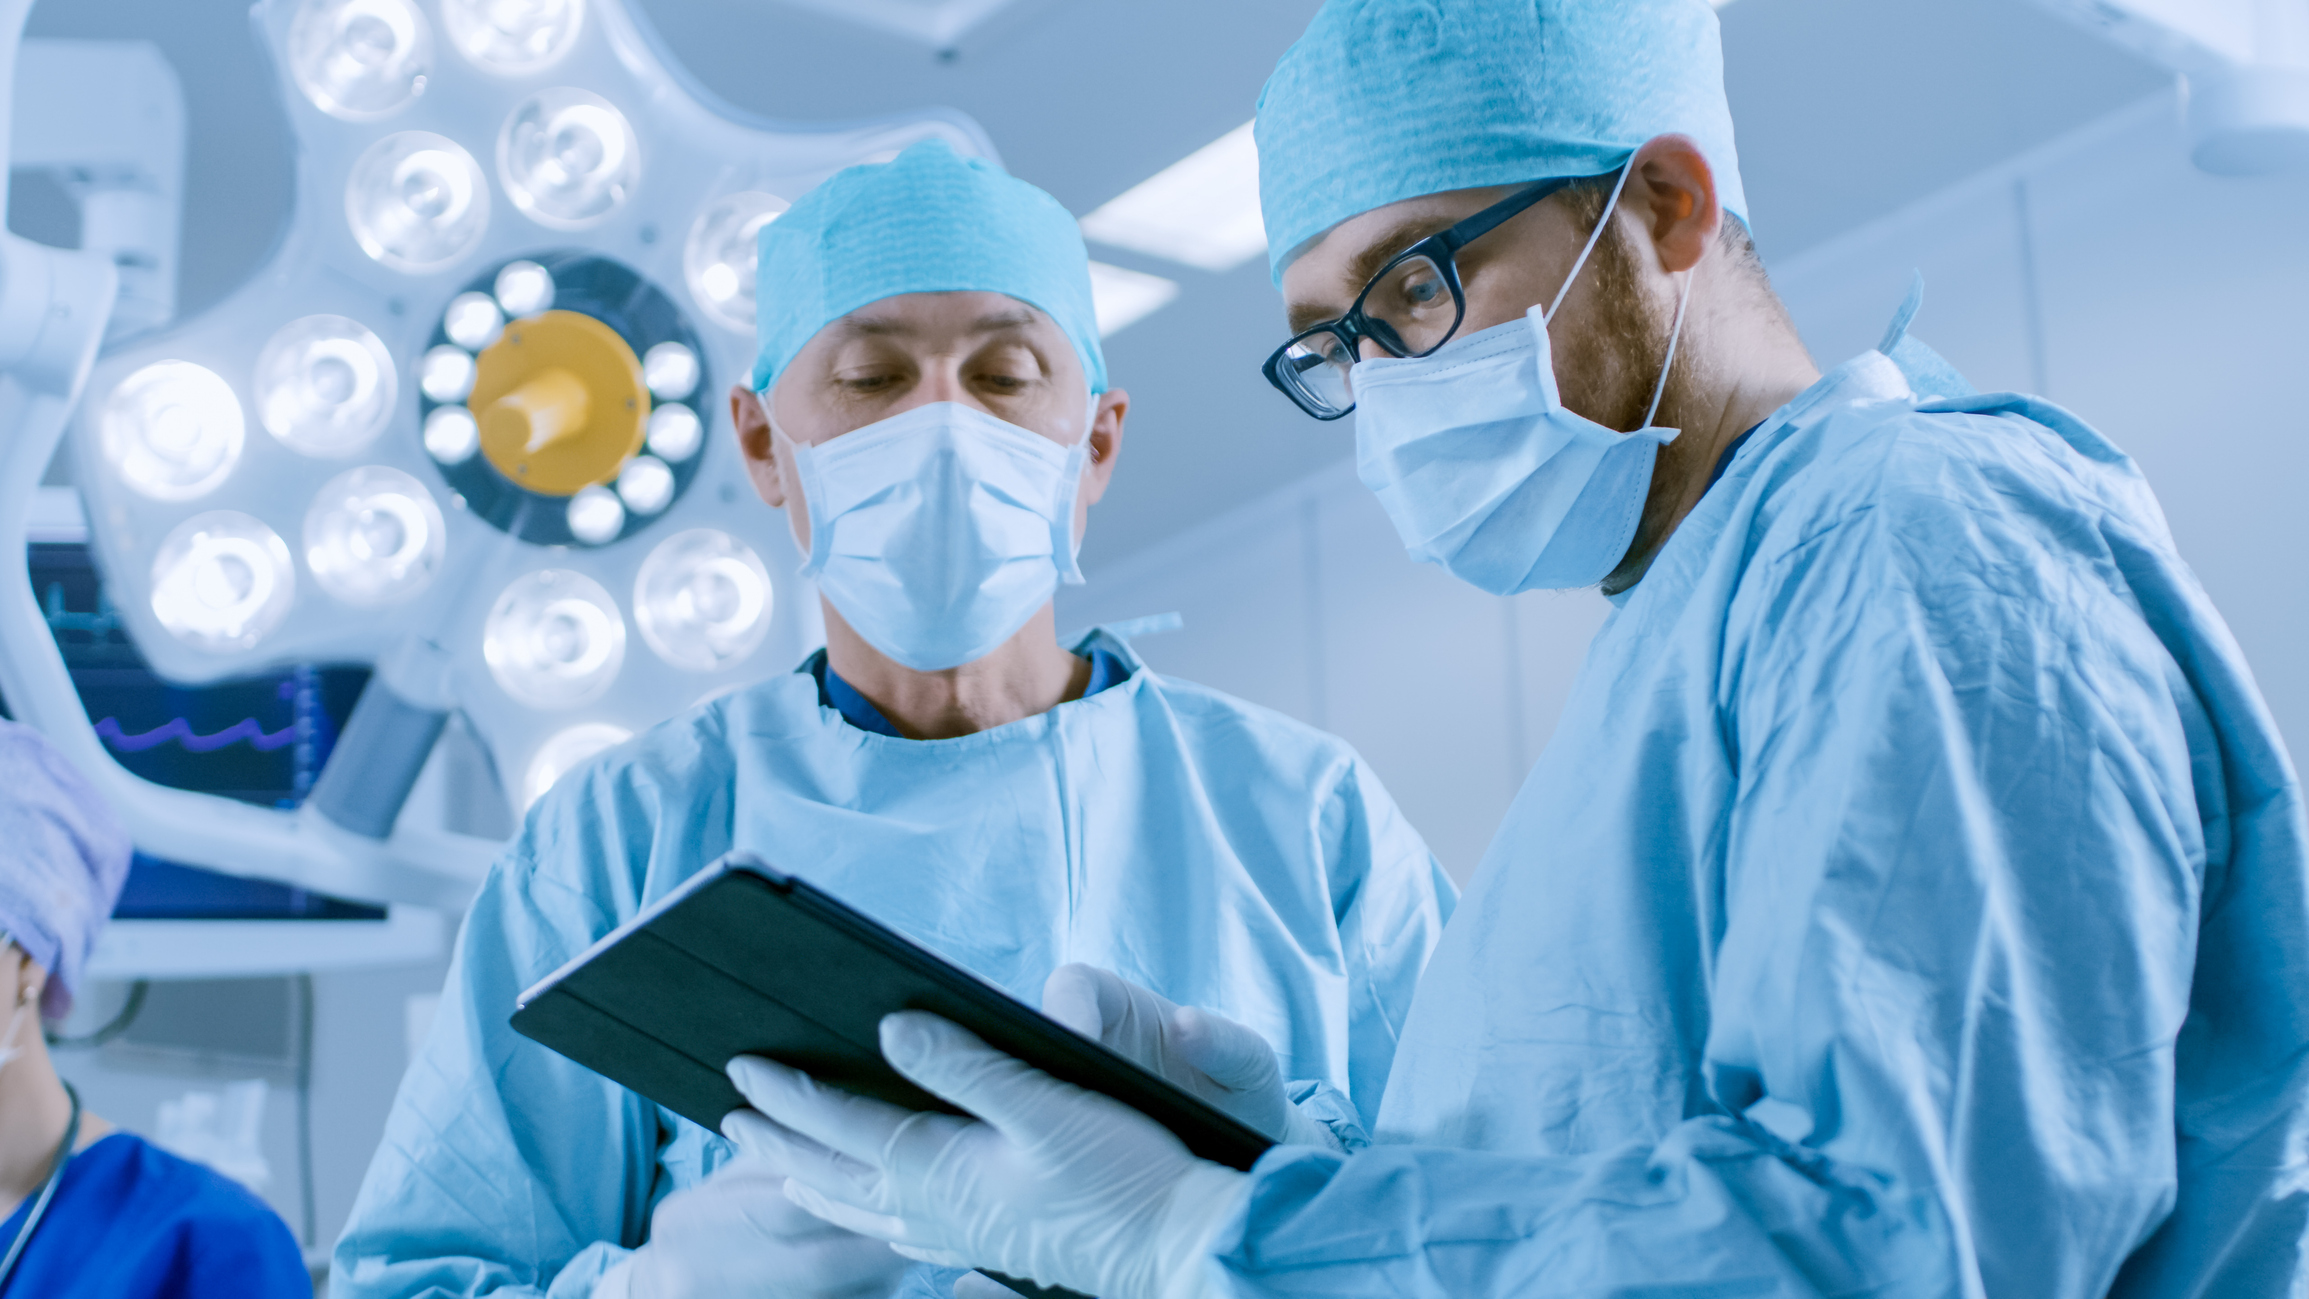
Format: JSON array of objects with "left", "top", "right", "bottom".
[
  {"left": 0, "top": 721, "right": 306, "bottom": 1298},
  {"left": 331, "top": 140, "right": 1453, "bottom": 1299},
  {"left": 728, "top": 4, "right": 2309, "bottom": 1297}
]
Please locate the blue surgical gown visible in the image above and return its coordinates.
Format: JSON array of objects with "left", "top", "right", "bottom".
[
  {"left": 332, "top": 628, "right": 1453, "bottom": 1298},
  {"left": 1211, "top": 348, "right": 2309, "bottom": 1296},
  {"left": 0, "top": 1131, "right": 308, "bottom": 1297}
]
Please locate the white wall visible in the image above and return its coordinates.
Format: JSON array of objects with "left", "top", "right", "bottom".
[{"left": 1062, "top": 90, "right": 2309, "bottom": 885}]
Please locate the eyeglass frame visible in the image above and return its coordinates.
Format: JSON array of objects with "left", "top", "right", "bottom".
[{"left": 1261, "top": 174, "right": 1591, "bottom": 421}]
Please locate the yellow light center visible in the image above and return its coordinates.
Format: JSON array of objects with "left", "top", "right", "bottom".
[{"left": 471, "top": 309, "right": 647, "bottom": 496}]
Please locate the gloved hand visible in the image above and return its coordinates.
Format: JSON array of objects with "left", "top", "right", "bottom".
[
  {"left": 593, "top": 1152, "right": 911, "bottom": 1299},
  {"left": 722, "top": 1012, "right": 1248, "bottom": 1299},
  {"left": 1042, "top": 964, "right": 1339, "bottom": 1150}
]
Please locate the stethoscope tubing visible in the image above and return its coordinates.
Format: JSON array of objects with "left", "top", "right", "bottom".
[{"left": 0, "top": 1079, "right": 81, "bottom": 1292}]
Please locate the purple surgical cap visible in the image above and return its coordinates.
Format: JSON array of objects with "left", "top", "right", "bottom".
[{"left": 0, "top": 720, "right": 132, "bottom": 1018}]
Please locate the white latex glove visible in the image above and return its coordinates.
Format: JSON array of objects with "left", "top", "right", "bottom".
[
  {"left": 1042, "top": 964, "right": 1338, "bottom": 1150},
  {"left": 593, "top": 1152, "right": 911, "bottom": 1299},
  {"left": 722, "top": 1012, "right": 1248, "bottom": 1299}
]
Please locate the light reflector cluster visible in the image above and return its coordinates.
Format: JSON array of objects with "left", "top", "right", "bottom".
[
  {"left": 289, "top": 0, "right": 432, "bottom": 121},
  {"left": 150, "top": 512, "right": 296, "bottom": 652},
  {"left": 346, "top": 130, "right": 490, "bottom": 272},
  {"left": 442, "top": 0, "right": 585, "bottom": 75},
  {"left": 523, "top": 721, "right": 630, "bottom": 809},
  {"left": 304, "top": 465, "right": 447, "bottom": 606},
  {"left": 483, "top": 568, "right": 626, "bottom": 708},
  {"left": 255, "top": 315, "right": 397, "bottom": 456},
  {"left": 634, "top": 528, "right": 772, "bottom": 671},
  {"left": 499, "top": 88, "right": 639, "bottom": 230},
  {"left": 100, "top": 361, "right": 246, "bottom": 501},
  {"left": 682, "top": 191, "right": 787, "bottom": 332}
]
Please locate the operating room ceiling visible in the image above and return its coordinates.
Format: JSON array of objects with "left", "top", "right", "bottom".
[{"left": 16, "top": 0, "right": 2167, "bottom": 569}]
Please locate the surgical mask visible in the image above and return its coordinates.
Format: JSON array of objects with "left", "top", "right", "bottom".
[
  {"left": 783, "top": 400, "right": 1090, "bottom": 672},
  {"left": 1346, "top": 167, "right": 1694, "bottom": 593}
]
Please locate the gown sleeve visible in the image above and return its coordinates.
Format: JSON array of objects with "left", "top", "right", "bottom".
[
  {"left": 330, "top": 750, "right": 715, "bottom": 1299},
  {"left": 1209, "top": 429, "right": 2227, "bottom": 1296}
]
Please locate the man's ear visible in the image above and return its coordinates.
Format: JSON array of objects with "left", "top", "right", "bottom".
[
  {"left": 1626, "top": 133, "right": 1720, "bottom": 277},
  {"left": 729, "top": 382, "right": 786, "bottom": 509},
  {"left": 1078, "top": 387, "right": 1128, "bottom": 509}
]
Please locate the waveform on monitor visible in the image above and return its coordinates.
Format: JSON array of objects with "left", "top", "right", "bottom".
[{"left": 96, "top": 716, "right": 302, "bottom": 754}]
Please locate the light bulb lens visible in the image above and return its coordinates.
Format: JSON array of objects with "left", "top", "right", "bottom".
[
  {"left": 150, "top": 511, "right": 295, "bottom": 651},
  {"left": 523, "top": 721, "right": 630, "bottom": 808},
  {"left": 442, "top": 0, "right": 583, "bottom": 74},
  {"left": 683, "top": 190, "right": 787, "bottom": 332},
  {"left": 100, "top": 360, "right": 245, "bottom": 501},
  {"left": 615, "top": 456, "right": 673, "bottom": 515},
  {"left": 483, "top": 568, "right": 626, "bottom": 708},
  {"left": 645, "top": 404, "right": 702, "bottom": 463},
  {"left": 567, "top": 483, "right": 624, "bottom": 544},
  {"left": 494, "top": 260, "right": 555, "bottom": 316},
  {"left": 424, "top": 405, "right": 480, "bottom": 464},
  {"left": 420, "top": 344, "right": 475, "bottom": 402},
  {"left": 444, "top": 291, "right": 504, "bottom": 349},
  {"left": 255, "top": 315, "right": 396, "bottom": 456},
  {"left": 289, "top": 0, "right": 430, "bottom": 121},
  {"left": 642, "top": 341, "right": 697, "bottom": 401},
  {"left": 498, "top": 87, "right": 639, "bottom": 230},
  {"left": 304, "top": 465, "right": 446, "bottom": 606},
  {"left": 634, "top": 528, "right": 772, "bottom": 671},
  {"left": 345, "top": 131, "right": 488, "bottom": 273}
]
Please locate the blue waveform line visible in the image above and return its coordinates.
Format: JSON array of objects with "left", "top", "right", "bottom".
[{"left": 97, "top": 716, "right": 302, "bottom": 754}]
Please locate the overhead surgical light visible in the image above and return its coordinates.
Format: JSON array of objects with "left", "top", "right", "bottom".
[
  {"left": 304, "top": 466, "right": 447, "bottom": 606},
  {"left": 422, "top": 405, "right": 479, "bottom": 463},
  {"left": 644, "top": 403, "right": 701, "bottom": 462},
  {"left": 100, "top": 360, "right": 245, "bottom": 501},
  {"left": 634, "top": 528, "right": 772, "bottom": 671},
  {"left": 443, "top": 291, "right": 504, "bottom": 350},
  {"left": 419, "top": 344, "right": 475, "bottom": 402},
  {"left": 288, "top": 0, "right": 432, "bottom": 121},
  {"left": 614, "top": 455, "right": 673, "bottom": 515},
  {"left": 483, "top": 568, "right": 626, "bottom": 708},
  {"left": 495, "top": 259, "right": 555, "bottom": 316},
  {"left": 255, "top": 315, "right": 397, "bottom": 456},
  {"left": 345, "top": 130, "right": 489, "bottom": 272},
  {"left": 442, "top": 0, "right": 586, "bottom": 75},
  {"left": 682, "top": 190, "right": 787, "bottom": 332},
  {"left": 150, "top": 512, "right": 296, "bottom": 652},
  {"left": 523, "top": 721, "right": 630, "bottom": 809},
  {"left": 498, "top": 88, "right": 639, "bottom": 230},
  {"left": 642, "top": 341, "right": 697, "bottom": 401},
  {"left": 566, "top": 483, "right": 624, "bottom": 543}
]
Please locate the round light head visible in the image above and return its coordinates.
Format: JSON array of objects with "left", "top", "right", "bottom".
[
  {"left": 444, "top": 291, "right": 504, "bottom": 350},
  {"left": 495, "top": 260, "right": 555, "bottom": 316},
  {"left": 641, "top": 341, "right": 697, "bottom": 401},
  {"left": 442, "top": 0, "right": 583, "bottom": 75},
  {"left": 419, "top": 344, "right": 475, "bottom": 403},
  {"left": 100, "top": 360, "right": 245, "bottom": 501},
  {"left": 288, "top": 0, "right": 431, "bottom": 121},
  {"left": 644, "top": 403, "right": 701, "bottom": 463},
  {"left": 682, "top": 190, "right": 787, "bottom": 332},
  {"left": 615, "top": 455, "right": 673, "bottom": 515},
  {"left": 566, "top": 483, "right": 624, "bottom": 544},
  {"left": 498, "top": 88, "right": 639, "bottom": 230},
  {"left": 150, "top": 511, "right": 295, "bottom": 652},
  {"left": 305, "top": 465, "right": 447, "bottom": 606},
  {"left": 523, "top": 721, "right": 630, "bottom": 809},
  {"left": 634, "top": 528, "right": 772, "bottom": 671},
  {"left": 424, "top": 405, "right": 479, "bottom": 464},
  {"left": 484, "top": 568, "right": 626, "bottom": 708},
  {"left": 255, "top": 315, "right": 396, "bottom": 456},
  {"left": 346, "top": 131, "right": 488, "bottom": 273}
]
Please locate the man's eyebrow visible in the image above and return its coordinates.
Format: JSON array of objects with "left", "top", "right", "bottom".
[
  {"left": 834, "top": 307, "right": 1041, "bottom": 339},
  {"left": 1286, "top": 215, "right": 1459, "bottom": 334}
]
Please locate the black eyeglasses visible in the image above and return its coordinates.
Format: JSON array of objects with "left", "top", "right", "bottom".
[{"left": 1261, "top": 176, "right": 1582, "bottom": 421}]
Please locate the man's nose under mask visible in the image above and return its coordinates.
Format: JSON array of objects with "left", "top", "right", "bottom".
[{"left": 782, "top": 399, "right": 1091, "bottom": 672}]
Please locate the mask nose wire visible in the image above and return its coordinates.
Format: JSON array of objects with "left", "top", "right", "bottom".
[{"left": 1544, "top": 161, "right": 1636, "bottom": 325}]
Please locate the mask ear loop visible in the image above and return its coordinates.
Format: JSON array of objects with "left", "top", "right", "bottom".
[
  {"left": 762, "top": 394, "right": 834, "bottom": 579},
  {"left": 1639, "top": 268, "right": 1698, "bottom": 433},
  {"left": 1050, "top": 391, "right": 1100, "bottom": 586},
  {"left": 1544, "top": 161, "right": 1636, "bottom": 325}
]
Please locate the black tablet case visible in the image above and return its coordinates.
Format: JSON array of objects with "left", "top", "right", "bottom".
[{"left": 510, "top": 852, "right": 1276, "bottom": 1297}]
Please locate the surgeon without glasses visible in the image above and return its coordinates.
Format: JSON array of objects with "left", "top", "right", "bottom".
[
  {"left": 331, "top": 139, "right": 1453, "bottom": 1299},
  {"left": 731, "top": 2, "right": 2309, "bottom": 1297}
]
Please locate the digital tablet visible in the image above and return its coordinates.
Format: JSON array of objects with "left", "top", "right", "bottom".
[{"left": 511, "top": 852, "right": 1276, "bottom": 1297}]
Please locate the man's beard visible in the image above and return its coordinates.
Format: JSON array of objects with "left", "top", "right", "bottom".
[{"left": 1550, "top": 219, "right": 1706, "bottom": 595}]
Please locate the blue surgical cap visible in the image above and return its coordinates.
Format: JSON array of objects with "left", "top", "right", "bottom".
[
  {"left": 749, "top": 139, "right": 1107, "bottom": 396},
  {"left": 1255, "top": 0, "right": 1748, "bottom": 287},
  {"left": 0, "top": 720, "right": 131, "bottom": 1019}
]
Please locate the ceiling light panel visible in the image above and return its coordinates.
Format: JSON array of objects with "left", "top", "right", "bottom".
[
  {"left": 1080, "top": 120, "right": 1266, "bottom": 274},
  {"left": 1086, "top": 261, "right": 1180, "bottom": 337}
]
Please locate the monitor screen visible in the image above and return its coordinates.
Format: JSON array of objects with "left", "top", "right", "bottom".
[{"left": 10, "top": 541, "right": 386, "bottom": 921}]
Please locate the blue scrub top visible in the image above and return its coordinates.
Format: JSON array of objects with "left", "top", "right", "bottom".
[
  {"left": 816, "top": 647, "right": 1132, "bottom": 738},
  {"left": 0, "top": 1131, "right": 308, "bottom": 1297}
]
